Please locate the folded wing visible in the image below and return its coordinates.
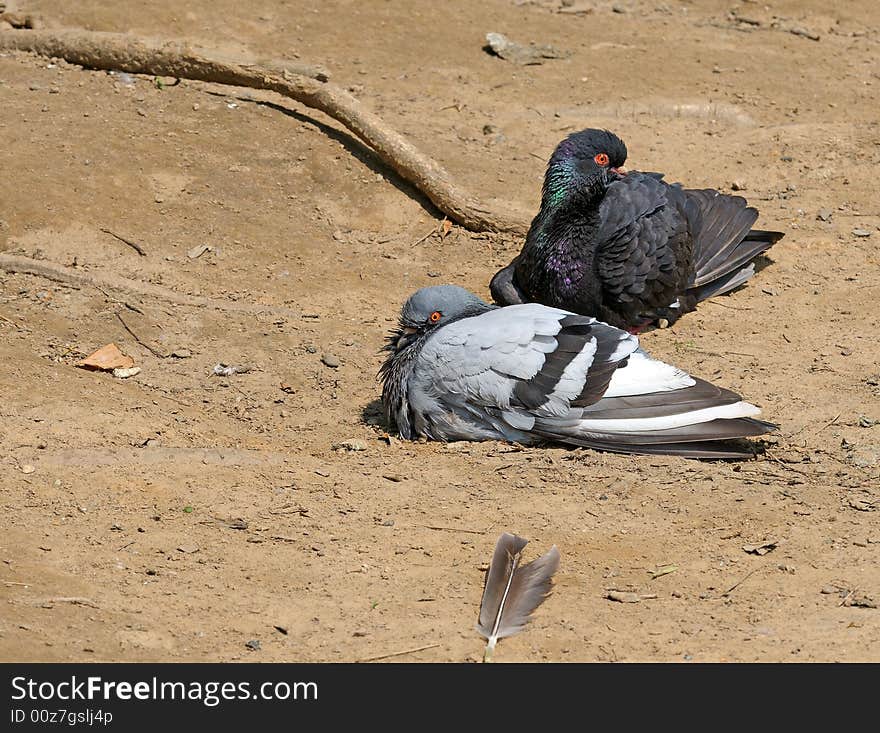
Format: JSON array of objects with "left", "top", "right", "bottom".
[{"left": 415, "top": 305, "right": 773, "bottom": 458}]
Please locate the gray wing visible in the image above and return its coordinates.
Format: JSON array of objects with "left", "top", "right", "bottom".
[{"left": 412, "top": 304, "right": 637, "bottom": 437}]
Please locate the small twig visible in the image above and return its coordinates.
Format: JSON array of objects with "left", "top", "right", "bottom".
[
  {"left": 816, "top": 413, "right": 842, "bottom": 433},
  {"left": 838, "top": 589, "right": 856, "bottom": 607},
  {"left": 3, "top": 581, "right": 31, "bottom": 587},
  {"left": 410, "top": 227, "right": 438, "bottom": 247},
  {"left": 420, "top": 524, "right": 488, "bottom": 535},
  {"left": 0, "top": 312, "right": 21, "bottom": 329},
  {"left": 95, "top": 286, "right": 145, "bottom": 314},
  {"left": 357, "top": 643, "right": 440, "bottom": 663},
  {"left": 764, "top": 452, "right": 810, "bottom": 476},
  {"left": 37, "top": 596, "right": 101, "bottom": 608},
  {"left": 0, "top": 253, "right": 299, "bottom": 315},
  {"left": 705, "top": 299, "right": 752, "bottom": 311},
  {"left": 116, "top": 311, "right": 169, "bottom": 358},
  {"left": 100, "top": 227, "right": 147, "bottom": 256},
  {"left": 721, "top": 566, "right": 765, "bottom": 597}
]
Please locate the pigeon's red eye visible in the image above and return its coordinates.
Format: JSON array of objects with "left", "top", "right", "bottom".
[
  {"left": 429, "top": 311, "right": 442, "bottom": 323},
  {"left": 594, "top": 153, "right": 610, "bottom": 166}
]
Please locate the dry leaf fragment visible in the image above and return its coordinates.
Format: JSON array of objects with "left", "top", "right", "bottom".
[
  {"left": 484, "top": 32, "right": 571, "bottom": 65},
  {"left": 843, "top": 592, "right": 877, "bottom": 609},
  {"left": 650, "top": 564, "right": 678, "bottom": 580},
  {"left": 743, "top": 539, "right": 779, "bottom": 555},
  {"left": 606, "top": 590, "right": 641, "bottom": 603},
  {"left": 848, "top": 498, "right": 876, "bottom": 512},
  {"left": 78, "top": 343, "right": 135, "bottom": 371},
  {"left": 187, "top": 244, "right": 212, "bottom": 259},
  {"left": 605, "top": 590, "right": 658, "bottom": 603}
]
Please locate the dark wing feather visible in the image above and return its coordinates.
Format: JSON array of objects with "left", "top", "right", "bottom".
[
  {"left": 577, "top": 376, "right": 741, "bottom": 418},
  {"left": 512, "top": 314, "right": 635, "bottom": 410},
  {"left": 476, "top": 533, "right": 560, "bottom": 645},
  {"left": 532, "top": 417, "right": 776, "bottom": 459},
  {"left": 685, "top": 189, "right": 784, "bottom": 289},
  {"left": 476, "top": 533, "right": 528, "bottom": 637}
]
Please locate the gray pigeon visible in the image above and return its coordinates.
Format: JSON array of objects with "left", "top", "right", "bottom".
[{"left": 380, "top": 285, "right": 774, "bottom": 459}]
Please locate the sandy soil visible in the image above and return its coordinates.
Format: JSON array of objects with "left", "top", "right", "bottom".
[{"left": 1, "top": 0, "right": 878, "bottom": 663}]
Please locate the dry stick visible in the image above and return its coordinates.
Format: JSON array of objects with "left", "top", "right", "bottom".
[
  {"left": 0, "top": 312, "right": 20, "bottom": 328},
  {"left": 721, "top": 565, "right": 765, "bottom": 597},
  {"left": 357, "top": 643, "right": 440, "bottom": 663},
  {"left": 115, "top": 311, "right": 169, "bottom": 358},
  {"left": 100, "top": 227, "right": 147, "bottom": 256},
  {"left": 815, "top": 413, "right": 842, "bottom": 433},
  {"left": 420, "top": 524, "right": 487, "bottom": 535},
  {"left": 0, "top": 28, "right": 529, "bottom": 234},
  {"left": 0, "top": 253, "right": 299, "bottom": 316},
  {"left": 36, "top": 596, "right": 101, "bottom": 608}
]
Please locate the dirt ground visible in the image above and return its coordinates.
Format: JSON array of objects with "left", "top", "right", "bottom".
[{"left": 1, "top": 0, "right": 878, "bottom": 663}]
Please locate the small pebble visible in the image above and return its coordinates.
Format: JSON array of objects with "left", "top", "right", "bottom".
[
  {"left": 333, "top": 439, "right": 367, "bottom": 452},
  {"left": 113, "top": 366, "right": 141, "bottom": 379},
  {"left": 816, "top": 208, "right": 833, "bottom": 222},
  {"left": 321, "top": 353, "right": 340, "bottom": 368},
  {"left": 852, "top": 228, "right": 871, "bottom": 238},
  {"left": 245, "top": 639, "right": 261, "bottom": 651},
  {"left": 171, "top": 349, "right": 192, "bottom": 359},
  {"left": 21, "top": 464, "right": 35, "bottom": 474}
]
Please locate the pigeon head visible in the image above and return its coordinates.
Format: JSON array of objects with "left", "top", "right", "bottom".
[
  {"left": 543, "top": 128, "right": 628, "bottom": 205},
  {"left": 384, "top": 285, "right": 492, "bottom": 353}
]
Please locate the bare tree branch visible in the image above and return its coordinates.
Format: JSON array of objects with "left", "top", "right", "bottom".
[{"left": 0, "top": 28, "right": 529, "bottom": 234}]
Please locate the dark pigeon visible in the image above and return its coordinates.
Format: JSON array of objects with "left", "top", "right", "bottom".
[
  {"left": 490, "top": 129, "right": 784, "bottom": 332},
  {"left": 380, "top": 285, "right": 775, "bottom": 459}
]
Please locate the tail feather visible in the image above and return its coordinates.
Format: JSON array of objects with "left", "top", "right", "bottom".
[
  {"left": 691, "top": 263, "right": 755, "bottom": 301},
  {"left": 685, "top": 189, "right": 783, "bottom": 296},
  {"left": 534, "top": 418, "right": 776, "bottom": 459},
  {"left": 693, "top": 230, "right": 782, "bottom": 290}
]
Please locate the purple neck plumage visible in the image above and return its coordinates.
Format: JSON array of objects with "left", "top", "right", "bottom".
[{"left": 523, "top": 148, "right": 606, "bottom": 298}]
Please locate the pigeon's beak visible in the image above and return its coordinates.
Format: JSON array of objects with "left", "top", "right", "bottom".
[
  {"left": 384, "top": 326, "right": 419, "bottom": 353},
  {"left": 396, "top": 326, "right": 418, "bottom": 350}
]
